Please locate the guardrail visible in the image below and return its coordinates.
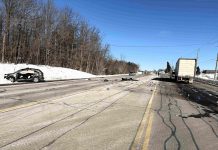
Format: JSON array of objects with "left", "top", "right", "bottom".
[{"left": 194, "top": 77, "right": 218, "bottom": 87}]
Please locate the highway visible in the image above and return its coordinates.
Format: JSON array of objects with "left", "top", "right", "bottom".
[{"left": 0, "top": 75, "right": 217, "bottom": 150}]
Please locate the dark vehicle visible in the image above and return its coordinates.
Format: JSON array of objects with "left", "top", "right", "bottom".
[{"left": 4, "top": 68, "right": 44, "bottom": 83}]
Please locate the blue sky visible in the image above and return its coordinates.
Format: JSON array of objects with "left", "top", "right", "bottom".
[{"left": 55, "top": 0, "right": 218, "bottom": 70}]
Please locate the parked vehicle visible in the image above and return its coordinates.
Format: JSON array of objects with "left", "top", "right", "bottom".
[
  {"left": 175, "top": 58, "right": 197, "bottom": 83},
  {"left": 4, "top": 68, "right": 44, "bottom": 83}
]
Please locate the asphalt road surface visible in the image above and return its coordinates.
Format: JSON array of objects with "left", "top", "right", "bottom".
[{"left": 0, "top": 75, "right": 217, "bottom": 150}]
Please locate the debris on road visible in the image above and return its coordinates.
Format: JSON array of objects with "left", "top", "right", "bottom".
[
  {"left": 104, "top": 79, "right": 109, "bottom": 82},
  {"left": 121, "top": 78, "right": 138, "bottom": 81}
]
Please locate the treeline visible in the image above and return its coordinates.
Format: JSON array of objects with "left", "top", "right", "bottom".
[{"left": 0, "top": 0, "right": 139, "bottom": 75}]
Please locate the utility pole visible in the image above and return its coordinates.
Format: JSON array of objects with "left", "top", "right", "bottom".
[
  {"left": 196, "top": 49, "right": 200, "bottom": 67},
  {"left": 214, "top": 53, "right": 218, "bottom": 80},
  {"left": 171, "top": 60, "right": 174, "bottom": 71}
]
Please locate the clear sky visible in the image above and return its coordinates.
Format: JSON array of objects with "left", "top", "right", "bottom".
[{"left": 55, "top": 0, "right": 218, "bottom": 71}]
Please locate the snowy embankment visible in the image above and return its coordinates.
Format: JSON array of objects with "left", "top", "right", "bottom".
[
  {"left": 196, "top": 73, "right": 217, "bottom": 80},
  {"left": 0, "top": 63, "right": 95, "bottom": 84}
]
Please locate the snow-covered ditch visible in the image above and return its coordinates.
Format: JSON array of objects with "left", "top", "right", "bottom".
[{"left": 0, "top": 63, "right": 96, "bottom": 84}]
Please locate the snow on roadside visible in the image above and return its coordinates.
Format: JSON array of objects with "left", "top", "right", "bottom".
[
  {"left": 0, "top": 63, "right": 95, "bottom": 84},
  {"left": 196, "top": 73, "right": 217, "bottom": 80}
]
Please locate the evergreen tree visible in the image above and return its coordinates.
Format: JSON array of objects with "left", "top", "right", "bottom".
[
  {"left": 165, "top": 62, "right": 172, "bottom": 73},
  {"left": 196, "top": 66, "right": 201, "bottom": 75}
]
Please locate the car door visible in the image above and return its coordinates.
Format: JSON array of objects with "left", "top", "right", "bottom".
[
  {"left": 16, "top": 70, "right": 25, "bottom": 82},
  {"left": 17, "top": 69, "right": 34, "bottom": 82}
]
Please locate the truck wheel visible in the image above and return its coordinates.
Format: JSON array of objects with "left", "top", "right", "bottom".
[
  {"left": 33, "top": 77, "right": 39, "bottom": 83},
  {"left": 175, "top": 76, "right": 178, "bottom": 82},
  {"left": 189, "top": 79, "right": 193, "bottom": 84},
  {"left": 9, "top": 77, "right": 15, "bottom": 82}
]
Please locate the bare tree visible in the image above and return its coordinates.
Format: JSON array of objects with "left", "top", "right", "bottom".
[
  {"left": 0, "top": 0, "right": 139, "bottom": 75},
  {"left": 1, "top": 0, "right": 18, "bottom": 62}
]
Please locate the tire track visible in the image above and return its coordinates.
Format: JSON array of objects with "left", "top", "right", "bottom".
[
  {"left": 0, "top": 80, "right": 123, "bottom": 124},
  {"left": 40, "top": 88, "right": 130, "bottom": 150},
  {"left": 0, "top": 81, "right": 111, "bottom": 114},
  {"left": 0, "top": 80, "right": 100, "bottom": 98},
  {"left": 0, "top": 81, "right": 140, "bottom": 149}
]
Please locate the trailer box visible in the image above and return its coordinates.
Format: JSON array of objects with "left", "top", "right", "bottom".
[{"left": 175, "top": 58, "right": 196, "bottom": 83}]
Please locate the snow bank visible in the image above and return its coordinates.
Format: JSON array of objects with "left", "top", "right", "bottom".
[
  {"left": 197, "top": 73, "right": 217, "bottom": 80},
  {"left": 0, "top": 63, "right": 95, "bottom": 84}
]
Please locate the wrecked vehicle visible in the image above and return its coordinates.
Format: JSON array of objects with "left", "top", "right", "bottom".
[{"left": 4, "top": 68, "right": 44, "bottom": 83}]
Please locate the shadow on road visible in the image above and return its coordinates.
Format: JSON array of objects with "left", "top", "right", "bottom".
[{"left": 152, "top": 77, "right": 176, "bottom": 83}]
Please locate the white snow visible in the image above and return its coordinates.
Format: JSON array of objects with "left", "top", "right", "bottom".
[
  {"left": 196, "top": 73, "right": 217, "bottom": 80},
  {"left": 0, "top": 63, "right": 95, "bottom": 84}
]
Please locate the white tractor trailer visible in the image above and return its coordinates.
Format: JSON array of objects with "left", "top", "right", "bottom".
[{"left": 175, "top": 58, "right": 197, "bottom": 83}]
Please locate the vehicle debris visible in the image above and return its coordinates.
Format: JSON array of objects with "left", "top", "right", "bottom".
[
  {"left": 178, "top": 113, "right": 210, "bottom": 118},
  {"left": 104, "top": 79, "right": 109, "bottom": 82},
  {"left": 121, "top": 78, "right": 138, "bottom": 81}
]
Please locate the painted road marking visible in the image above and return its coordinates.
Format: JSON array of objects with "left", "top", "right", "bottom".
[
  {"left": 142, "top": 111, "right": 154, "bottom": 150},
  {"left": 0, "top": 101, "right": 39, "bottom": 113},
  {"left": 131, "top": 84, "right": 156, "bottom": 150}
]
